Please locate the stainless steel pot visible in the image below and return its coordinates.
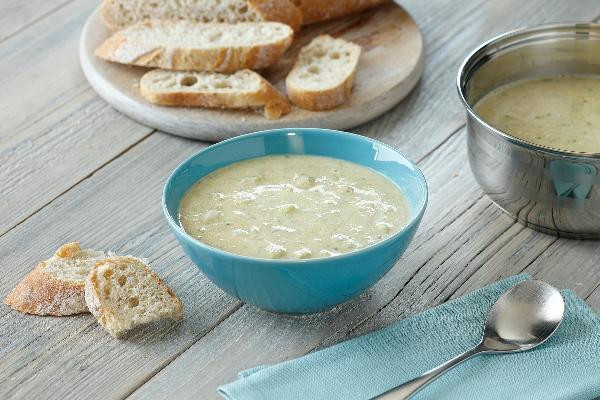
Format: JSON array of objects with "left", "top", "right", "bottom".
[{"left": 458, "top": 23, "right": 600, "bottom": 239}]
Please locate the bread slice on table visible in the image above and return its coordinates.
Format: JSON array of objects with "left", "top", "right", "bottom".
[
  {"left": 286, "top": 35, "right": 361, "bottom": 111},
  {"left": 100, "top": 0, "right": 303, "bottom": 31},
  {"left": 4, "top": 242, "right": 107, "bottom": 316},
  {"left": 141, "top": 69, "right": 292, "bottom": 119},
  {"left": 292, "top": 0, "right": 388, "bottom": 24},
  {"left": 95, "top": 20, "right": 293, "bottom": 73},
  {"left": 85, "top": 256, "right": 183, "bottom": 338}
]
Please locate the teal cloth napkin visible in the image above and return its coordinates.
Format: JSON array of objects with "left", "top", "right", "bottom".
[{"left": 219, "top": 275, "right": 600, "bottom": 400}]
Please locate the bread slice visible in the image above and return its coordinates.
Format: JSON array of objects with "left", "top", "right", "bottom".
[
  {"left": 292, "top": 0, "right": 388, "bottom": 24},
  {"left": 95, "top": 20, "right": 294, "bottom": 73},
  {"left": 141, "top": 69, "right": 291, "bottom": 119},
  {"left": 85, "top": 256, "right": 183, "bottom": 338},
  {"left": 4, "top": 243, "right": 107, "bottom": 316},
  {"left": 100, "top": 0, "right": 303, "bottom": 31},
  {"left": 286, "top": 35, "right": 361, "bottom": 111}
]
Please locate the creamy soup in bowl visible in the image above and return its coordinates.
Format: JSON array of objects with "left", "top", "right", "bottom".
[
  {"left": 179, "top": 155, "right": 410, "bottom": 260},
  {"left": 163, "top": 128, "right": 427, "bottom": 313}
]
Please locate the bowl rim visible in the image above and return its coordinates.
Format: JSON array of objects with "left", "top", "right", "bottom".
[
  {"left": 162, "top": 128, "right": 428, "bottom": 266},
  {"left": 457, "top": 21, "right": 600, "bottom": 159}
]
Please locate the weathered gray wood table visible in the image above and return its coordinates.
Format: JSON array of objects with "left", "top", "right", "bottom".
[{"left": 1, "top": 1, "right": 599, "bottom": 399}]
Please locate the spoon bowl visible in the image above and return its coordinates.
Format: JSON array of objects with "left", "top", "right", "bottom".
[{"left": 482, "top": 280, "right": 565, "bottom": 352}]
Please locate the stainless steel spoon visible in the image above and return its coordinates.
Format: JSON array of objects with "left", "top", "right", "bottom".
[{"left": 374, "top": 280, "right": 565, "bottom": 400}]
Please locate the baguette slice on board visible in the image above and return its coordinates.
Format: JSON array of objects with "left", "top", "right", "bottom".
[
  {"left": 85, "top": 256, "right": 183, "bottom": 338},
  {"left": 286, "top": 35, "right": 361, "bottom": 111},
  {"left": 141, "top": 69, "right": 291, "bottom": 119},
  {"left": 81, "top": 1, "right": 424, "bottom": 139},
  {"left": 100, "top": 0, "right": 303, "bottom": 31},
  {"left": 293, "top": 0, "right": 388, "bottom": 24},
  {"left": 95, "top": 20, "right": 294, "bottom": 72},
  {"left": 4, "top": 242, "right": 107, "bottom": 316}
]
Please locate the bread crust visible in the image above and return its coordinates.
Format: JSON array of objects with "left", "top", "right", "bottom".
[
  {"left": 140, "top": 70, "right": 291, "bottom": 119},
  {"left": 4, "top": 262, "right": 88, "bottom": 316},
  {"left": 100, "top": 0, "right": 302, "bottom": 31},
  {"left": 248, "top": 0, "right": 303, "bottom": 30},
  {"left": 94, "top": 21, "right": 294, "bottom": 73},
  {"left": 260, "top": 81, "right": 293, "bottom": 119},
  {"left": 85, "top": 256, "right": 184, "bottom": 338},
  {"left": 293, "top": 0, "right": 389, "bottom": 24},
  {"left": 4, "top": 243, "right": 94, "bottom": 316},
  {"left": 287, "top": 69, "right": 357, "bottom": 110}
]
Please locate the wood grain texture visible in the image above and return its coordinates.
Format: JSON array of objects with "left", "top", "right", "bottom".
[
  {"left": 587, "top": 286, "right": 600, "bottom": 309},
  {"left": 0, "top": 0, "right": 96, "bottom": 142},
  {"left": 1, "top": 1, "right": 600, "bottom": 399},
  {"left": 0, "top": 0, "right": 154, "bottom": 236},
  {"left": 131, "top": 137, "right": 600, "bottom": 400},
  {"left": 126, "top": 130, "right": 504, "bottom": 400},
  {"left": 80, "top": 2, "right": 424, "bottom": 140},
  {"left": 0, "top": 0, "right": 73, "bottom": 42},
  {"left": 0, "top": 133, "right": 240, "bottom": 400}
]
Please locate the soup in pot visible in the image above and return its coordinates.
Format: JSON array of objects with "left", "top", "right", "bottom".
[{"left": 474, "top": 75, "right": 600, "bottom": 153}]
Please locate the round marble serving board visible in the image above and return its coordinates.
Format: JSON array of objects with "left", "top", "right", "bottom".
[{"left": 79, "top": 2, "right": 424, "bottom": 141}]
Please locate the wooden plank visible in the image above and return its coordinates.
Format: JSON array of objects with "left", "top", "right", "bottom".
[
  {"left": 450, "top": 229, "right": 557, "bottom": 299},
  {"left": 587, "top": 286, "right": 600, "bottom": 309},
  {"left": 349, "top": 229, "right": 600, "bottom": 341},
  {"left": 1, "top": 1, "right": 599, "bottom": 400},
  {"left": 0, "top": 91, "right": 153, "bottom": 237},
  {"left": 131, "top": 137, "right": 600, "bottom": 400},
  {"left": 125, "top": 132, "right": 516, "bottom": 400},
  {"left": 125, "top": 1, "right": 600, "bottom": 398},
  {"left": 0, "top": 0, "right": 449, "bottom": 239},
  {"left": 3, "top": 0, "right": 599, "bottom": 241},
  {"left": 0, "top": 0, "right": 154, "bottom": 236},
  {"left": 453, "top": 236, "right": 600, "bottom": 301},
  {"left": 523, "top": 240, "right": 600, "bottom": 297},
  {"left": 0, "top": 0, "right": 94, "bottom": 134},
  {"left": 1, "top": 123, "right": 481, "bottom": 399},
  {"left": 0, "top": 133, "right": 247, "bottom": 399},
  {"left": 0, "top": 1, "right": 498, "bottom": 396},
  {"left": 0, "top": 0, "right": 72, "bottom": 42}
]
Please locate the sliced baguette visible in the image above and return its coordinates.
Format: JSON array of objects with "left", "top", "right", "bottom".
[
  {"left": 4, "top": 243, "right": 107, "bottom": 316},
  {"left": 95, "top": 20, "right": 293, "bottom": 73},
  {"left": 85, "top": 256, "right": 183, "bottom": 338},
  {"left": 292, "top": 0, "right": 388, "bottom": 24},
  {"left": 100, "top": 0, "right": 303, "bottom": 31},
  {"left": 286, "top": 35, "right": 361, "bottom": 111},
  {"left": 141, "top": 69, "right": 291, "bottom": 119}
]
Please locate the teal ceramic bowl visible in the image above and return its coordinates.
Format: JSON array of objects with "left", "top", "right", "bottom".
[{"left": 163, "top": 128, "right": 428, "bottom": 313}]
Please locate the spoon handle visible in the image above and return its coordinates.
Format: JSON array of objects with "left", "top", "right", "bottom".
[{"left": 372, "top": 344, "right": 485, "bottom": 400}]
